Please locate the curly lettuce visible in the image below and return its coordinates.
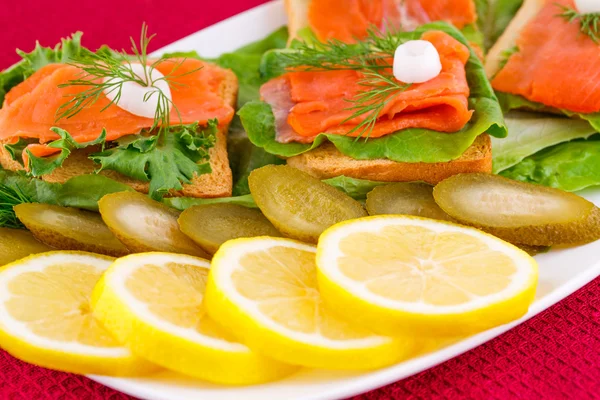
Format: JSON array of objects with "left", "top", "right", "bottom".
[
  {"left": 492, "top": 112, "right": 598, "bottom": 173},
  {"left": 500, "top": 136, "right": 600, "bottom": 192}
]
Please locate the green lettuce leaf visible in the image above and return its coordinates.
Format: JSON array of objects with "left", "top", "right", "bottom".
[
  {"left": 91, "top": 122, "right": 216, "bottom": 200},
  {"left": 0, "top": 170, "right": 61, "bottom": 206},
  {"left": 56, "top": 175, "right": 134, "bottom": 211},
  {"left": 0, "top": 171, "right": 136, "bottom": 228},
  {"left": 243, "top": 22, "right": 506, "bottom": 163},
  {"left": 500, "top": 136, "right": 600, "bottom": 192},
  {"left": 214, "top": 28, "right": 289, "bottom": 194},
  {"left": 4, "top": 138, "right": 35, "bottom": 165},
  {"left": 497, "top": 91, "right": 600, "bottom": 132},
  {"left": 492, "top": 112, "right": 598, "bottom": 173},
  {"left": 476, "top": 0, "right": 523, "bottom": 50},
  {"left": 228, "top": 134, "right": 285, "bottom": 196},
  {"left": 25, "top": 128, "right": 106, "bottom": 177},
  {"left": 0, "top": 32, "right": 88, "bottom": 105},
  {"left": 232, "top": 27, "right": 289, "bottom": 55},
  {"left": 322, "top": 176, "right": 386, "bottom": 200},
  {"left": 460, "top": 24, "right": 485, "bottom": 50},
  {"left": 164, "top": 194, "right": 258, "bottom": 210}
]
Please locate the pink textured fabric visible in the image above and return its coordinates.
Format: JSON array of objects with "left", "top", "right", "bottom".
[{"left": 1, "top": 1, "right": 599, "bottom": 399}]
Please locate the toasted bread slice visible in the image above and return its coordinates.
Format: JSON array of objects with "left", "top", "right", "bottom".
[
  {"left": 285, "top": 0, "right": 311, "bottom": 43},
  {"left": 485, "top": 0, "right": 543, "bottom": 78},
  {"left": 287, "top": 134, "right": 492, "bottom": 184},
  {"left": 0, "top": 68, "right": 237, "bottom": 198}
]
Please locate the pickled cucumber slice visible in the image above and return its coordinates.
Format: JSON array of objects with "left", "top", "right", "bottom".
[
  {"left": 99, "top": 191, "right": 209, "bottom": 258},
  {"left": 178, "top": 204, "right": 282, "bottom": 254},
  {"left": 366, "top": 183, "right": 453, "bottom": 221},
  {"left": 0, "top": 227, "right": 53, "bottom": 265},
  {"left": 249, "top": 165, "right": 367, "bottom": 243},
  {"left": 13, "top": 203, "right": 129, "bottom": 257},
  {"left": 433, "top": 173, "right": 600, "bottom": 246}
]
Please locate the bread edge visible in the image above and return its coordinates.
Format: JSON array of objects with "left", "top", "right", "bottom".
[{"left": 286, "top": 134, "right": 492, "bottom": 185}]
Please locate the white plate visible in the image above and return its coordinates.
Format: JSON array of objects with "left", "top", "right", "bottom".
[{"left": 90, "top": 2, "right": 600, "bottom": 399}]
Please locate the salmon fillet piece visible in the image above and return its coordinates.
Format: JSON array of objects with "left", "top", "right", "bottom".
[
  {"left": 492, "top": 0, "right": 600, "bottom": 114},
  {"left": 307, "top": 0, "right": 477, "bottom": 42},
  {"left": 0, "top": 58, "right": 235, "bottom": 146}
]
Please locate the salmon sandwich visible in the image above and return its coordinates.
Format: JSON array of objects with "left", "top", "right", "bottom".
[
  {"left": 0, "top": 29, "right": 237, "bottom": 199},
  {"left": 239, "top": 22, "right": 507, "bottom": 185},
  {"left": 285, "top": 0, "right": 483, "bottom": 51},
  {"left": 486, "top": 0, "right": 600, "bottom": 131}
]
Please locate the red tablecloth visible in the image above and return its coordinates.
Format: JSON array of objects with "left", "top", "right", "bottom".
[{"left": 1, "top": 1, "right": 599, "bottom": 399}]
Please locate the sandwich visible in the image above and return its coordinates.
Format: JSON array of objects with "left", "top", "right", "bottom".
[
  {"left": 485, "top": 0, "right": 600, "bottom": 191},
  {"left": 285, "top": 0, "right": 483, "bottom": 50},
  {"left": 0, "top": 29, "right": 237, "bottom": 200},
  {"left": 239, "top": 22, "right": 507, "bottom": 186}
]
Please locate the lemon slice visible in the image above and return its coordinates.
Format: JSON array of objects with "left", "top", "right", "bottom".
[
  {"left": 317, "top": 216, "right": 539, "bottom": 337},
  {"left": 0, "top": 251, "right": 155, "bottom": 376},
  {"left": 206, "top": 237, "right": 416, "bottom": 370},
  {"left": 91, "top": 252, "right": 296, "bottom": 385}
]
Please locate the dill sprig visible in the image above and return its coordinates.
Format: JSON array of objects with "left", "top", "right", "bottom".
[
  {"left": 0, "top": 184, "right": 31, "bottom": 229},
  {"left": 56, "top": 23, "right": 200, "bottom": 132},
  {"left": 279, "top": 28, "right": 412, "bottom": 140},
  {"left": 557, "top": 4, "right": 600, "bottom": 44}
]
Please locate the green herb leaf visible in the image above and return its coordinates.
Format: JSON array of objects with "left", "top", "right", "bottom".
[
  {"left": 56, "top": 175, "right": 134, "bottom": 211},
  {"left": 557, "top": 4, "right": 600, "bottom": 44},
  {"left": 26, "top": 127, "right": 106, "bottom": 177},
  {"left": 0, "top": 184, "right": 32, "bottom": 229},
  {"left": 492, "top": 112, "right": 598, "bottom": 173},
  {"left": 91, "top": 121, "right": 216, "bottom": 200},
  {"left": 500, "top": 136, "right": 600, "bottom": 191}
]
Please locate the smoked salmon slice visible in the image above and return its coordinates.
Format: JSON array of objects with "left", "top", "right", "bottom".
[
  {"left": 0, "top": 58, "right": 235, "bottom": 147},
  {"left": 492, "top": 0, "right": 600, "bottom": 114},
  {"left": 261, "top": 30, "right": 473, "bottom": 143},
  {"left": 307, "top": 0, "right": 477, "bottom": 43}
]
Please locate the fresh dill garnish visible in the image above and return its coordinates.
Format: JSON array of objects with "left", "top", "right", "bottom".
[
  {"left": 557, "top": 4, "right": 600, "bottom": 44},
  {"left": 56, "top": 23, "right": 200, "bottom": 132},
  {"left": 275, "top": 28, "right": 412, "bottom": 140},
  {"left": 0, "top": 184, "right": 31, "bottom": 229}
]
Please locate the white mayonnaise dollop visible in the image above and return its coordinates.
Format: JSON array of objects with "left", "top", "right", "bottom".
[
  {"left": 104, "top": 63, "right": 172, "bottom": 119},
  {"left": 575, "top": 0, "right": 600, "bottom": 14},
  {"left": 393, "top": 40, "right": 442, "bottom": 84}
]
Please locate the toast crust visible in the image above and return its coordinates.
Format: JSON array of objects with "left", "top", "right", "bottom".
[
  {"left": 285, "top": 0, "right": 311, "bottom": 43},
  {"left": 485, "top": 0, "right": 544, "bottom": 78},
  {"left": 0, "top": 67, "right": 237, "bottom": 198},
  {"left": 287, "top": 134, "right": 492, "bottom": 184}
]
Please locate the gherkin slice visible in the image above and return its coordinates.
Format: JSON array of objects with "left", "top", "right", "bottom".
[
  {"left": 433, "top": 173, "right": 600, "bottom": 246},
  {"left": 13, "top": 203, "right": 129, "bottom": 257},
  {"left": 366, "top": 183, "right": 453, "bottom": 221},
  {"left": 99, "top": 191, "right": 209, "bottom": 258},
  {"left": 0, "top": 227, "right": 53, "bottom": 265},
  {"left": 249, "top": 165, "right": 368, "bottom": 243},
  {"left": 179, "top": 204, "right": 282, "bottom": 255}
]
